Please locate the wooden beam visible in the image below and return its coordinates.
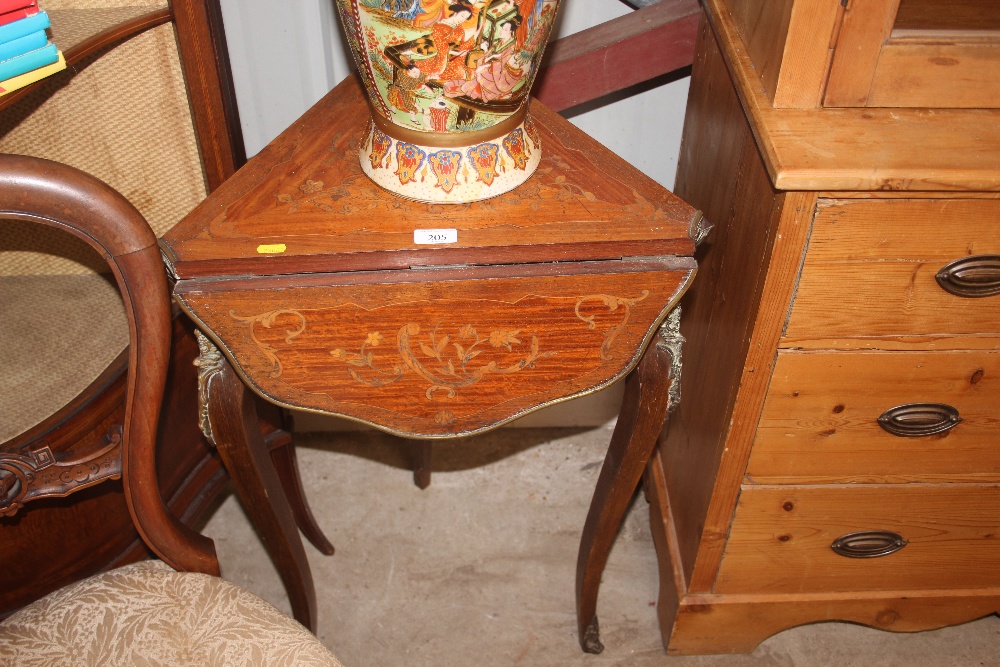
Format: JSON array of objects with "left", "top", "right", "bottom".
[{"left": 534, "top": 0, "right": 700, "bottom": 112}]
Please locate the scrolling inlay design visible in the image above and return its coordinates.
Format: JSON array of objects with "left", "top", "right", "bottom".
[
  {"left": 331, "top": 323, "right": 553, "bottom": 400},
  {"left": 224, "top": 289, "right": 654, "bottom": 407},
  {"left": 574, "top": 291, "right": 650, "bottom": 359},
  {"left": 229, "top": 309, "right": 307, "bottom": 378}
]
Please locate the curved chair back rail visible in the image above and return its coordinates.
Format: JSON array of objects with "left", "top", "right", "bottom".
[{"left": 0, "top": 154, "right": 218, "bottom": 576}]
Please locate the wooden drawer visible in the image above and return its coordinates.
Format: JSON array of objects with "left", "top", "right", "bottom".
[
  {"left": 714, "top": 484, "right": 1000, "bottom": 594},
  {"left": 783, "top": 198, "right": 1000, "bottom": 349},
  {"left": 746, "top": 350, "right": 1000, "bottom": 484}
]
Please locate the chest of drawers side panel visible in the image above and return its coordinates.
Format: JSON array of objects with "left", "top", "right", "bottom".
[{"left": 660, "top": 14, "right": 813, "bottom": 593}]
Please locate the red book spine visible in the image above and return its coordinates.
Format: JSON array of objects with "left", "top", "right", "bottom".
[
  {"left": 0, "top": 2, "right": 38, "bottom": 27},
  {"left": 0, "top": 0, "right": 36, "bottom": 17}
]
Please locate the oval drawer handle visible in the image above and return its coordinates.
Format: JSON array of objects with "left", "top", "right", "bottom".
[
  {"left": 935, "top": 255, "right": 1000, "bottom": 298},
  {"left": 831, "top": 531, "right": 907, "bottom": 558},
  {"left": 877, "top": 402, "right": 962, "bottom": 437}
]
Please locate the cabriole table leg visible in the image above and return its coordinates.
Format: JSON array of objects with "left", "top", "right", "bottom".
[
  {"left": 204, "top": 354, "right": 318, "bottom": 632},
  {"left": 269, "top": 439, "right": 336, "bottom": 555},
  {"left": 576, "top": 314, "right": 683, "bottom": 653}
]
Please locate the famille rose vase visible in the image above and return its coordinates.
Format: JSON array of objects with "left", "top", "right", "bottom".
[{"left": 334, "top": 0, "right": 561, "bottom": 203}]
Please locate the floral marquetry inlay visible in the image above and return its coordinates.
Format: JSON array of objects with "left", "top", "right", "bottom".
[
  {"left": 331, "top": 323, "right": 554, "bottom": 399},
  {"left": 176, "top": 264, "right": 695, "bottom": 437}
]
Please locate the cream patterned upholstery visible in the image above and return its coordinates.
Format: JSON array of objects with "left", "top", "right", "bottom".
[{"left": 0, "top": 560, "right": 343, "bottom": 667}]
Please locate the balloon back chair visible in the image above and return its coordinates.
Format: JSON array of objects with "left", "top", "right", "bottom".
[
  {"left": 0, "top": 154, "right": 342, "bottom": 666},
  {"left": 0, "top": 0, "right": 255, "bottom": 614}
]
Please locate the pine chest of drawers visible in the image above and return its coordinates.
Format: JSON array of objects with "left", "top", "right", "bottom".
[{"left": 646, "top": 0, "right": 1000, "bottom": 655}]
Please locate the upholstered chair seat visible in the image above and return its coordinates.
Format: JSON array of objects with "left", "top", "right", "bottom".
[
  {"left": 1, "top": 154, "right": 344, "bottom": 666},
  {"left": 0, "top": 559, "right": 342, "bottom": 666},
  {"left": 0, "top": 271, "right": 127, "bottom": 442}
]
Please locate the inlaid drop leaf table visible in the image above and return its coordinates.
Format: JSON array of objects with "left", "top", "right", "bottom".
[{"left": 160, "top": 75, "right": 702, "bottom": 653}]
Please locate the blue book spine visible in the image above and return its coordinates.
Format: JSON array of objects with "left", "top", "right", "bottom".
[
  {"left": 0, "top": 40, "right": 57, "bottom": 80},
  {"left": 0, "top": 10, "right": 48, "bottom": 45},
  {"left": 0, "top": 28, "right": 44, "bottom": 61}
]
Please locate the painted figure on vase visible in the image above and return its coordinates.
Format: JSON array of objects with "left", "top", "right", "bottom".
[
  {"left": 442, "top": 18, "right": 529, "bottom": 102},
  {"left": 387, "top": 63, "right": 431, "bottom": 120},
  {"left": 336, "top": 0, "right": 559, "bottom": 201},
  {"left": 352, "top": 0, "right": 557, "bottom": 133},
  {"left": 385, "top": 3, "right": 476, "bottom": 81}
]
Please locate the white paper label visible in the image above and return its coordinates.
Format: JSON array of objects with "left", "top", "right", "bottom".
[{"left": 414, "top": 228, "right": 458, "bottom": 245}]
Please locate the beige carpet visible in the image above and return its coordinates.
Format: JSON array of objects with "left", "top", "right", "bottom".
[{"left": 202, "top": 426, "right": 1000, "bottom": 666}]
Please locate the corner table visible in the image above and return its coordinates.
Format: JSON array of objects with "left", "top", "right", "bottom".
[{"left": 160, "top": 75, "right": 702, "bottom": 653}]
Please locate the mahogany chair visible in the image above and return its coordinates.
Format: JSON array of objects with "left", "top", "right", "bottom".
[
  {"left": 0, "top": 154, "right": 341, "bottom": 666},
  {"left": 0, "top": 0, "right": 286, "bottom": 615},
  {"left": 1, "top": 0, "right": 333, "bottom": 620},
  {"left": 0, "top": 154, "right": 218, "bottom": 573}
]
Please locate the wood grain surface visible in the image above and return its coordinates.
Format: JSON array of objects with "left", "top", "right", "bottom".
[
  {"left": 666, "top": 587, "right": 1000, "bottom": 655},
  {"left": 648, "top": 0, "right": 1000, "bottom": 656},
  {"left": 646, "top": 437, "right": 1000, "bottom": 654},
  {"left": 664, "top": 15, "right": 818, "bottom": 594},
  {"left": 828, "top": 0, "right": 1000, "bottom": 109},
  {"left": 714, "top": 484, "right": 1000, "bottom": 594},
  {"left": 161, "top": 76, "right": 699, "bottom": 279},
  {"left": 178, "top": 260, "right": 693, "bottom": 437},
  {"left": 894, "top": 0, "right": 1000, "bottom": 35},
  {"left": 720, "top": 0, "right": 793, "bottom": 104},
  {"left": 747, "top": 350, "right": 1000, "bottom": 484},
  {"left": 664, "top": 12, "right": 778, "bottom": 590},
  {"left": 172, "top": 0, "right": 246, "bottom": 189},
  {"left": 823, "top": 0, "right": 901, "bottom": 107},
  {"left": 768, "top": 0, "right": 842, "bottom": 108},
  {"left": 784, "top": 198, "right": 1000, "bottom": 348},
  {"left": 701, "top": 0, "right": 1000, "bottom": 191},
  {"left": 867, "top": 42, "right": 1000, "bottom": 109}
]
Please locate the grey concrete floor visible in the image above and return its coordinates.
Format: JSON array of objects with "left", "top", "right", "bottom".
[{"left": 202, "top": 426, "right": 1000, "bottom": 666}]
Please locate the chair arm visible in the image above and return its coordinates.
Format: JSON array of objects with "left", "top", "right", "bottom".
[{"left": 0, "top": 154, "right": 219, "bottom": 576}]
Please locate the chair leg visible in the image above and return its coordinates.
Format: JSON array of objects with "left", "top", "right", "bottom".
[
  {"left": 207, "top": 357, "right": 317, "bottom": 632},
  {"left": 269, "top": 438, "right": 336, "bottom": 555},
  {"left": 576, "top": 340, "right": 674, "bottom": 654}
]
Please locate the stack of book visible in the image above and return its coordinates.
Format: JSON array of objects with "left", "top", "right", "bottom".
[{"left": 0, "top": 1, "right": 64, "bottom": 97}]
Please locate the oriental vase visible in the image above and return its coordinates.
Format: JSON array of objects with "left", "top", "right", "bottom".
[{"left": 334, "top": 0, "right": 561, "bottom": 203}]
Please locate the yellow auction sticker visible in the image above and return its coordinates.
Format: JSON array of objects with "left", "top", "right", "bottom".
[{"left": 256, "top": 243, "right": 287, "bottom": 254}]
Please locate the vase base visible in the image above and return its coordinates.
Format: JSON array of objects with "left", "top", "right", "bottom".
[{"left": 358, "top": 117, "right": 542, "bottom": 204}]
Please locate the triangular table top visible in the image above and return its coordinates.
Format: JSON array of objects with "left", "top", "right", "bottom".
[{"left": 162, "top": 75, "right": 699, "bottom": 281}]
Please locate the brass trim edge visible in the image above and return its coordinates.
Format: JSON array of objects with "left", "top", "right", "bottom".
[{"left": 172, "top": 267, "right": 696, "bottom": 440}]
